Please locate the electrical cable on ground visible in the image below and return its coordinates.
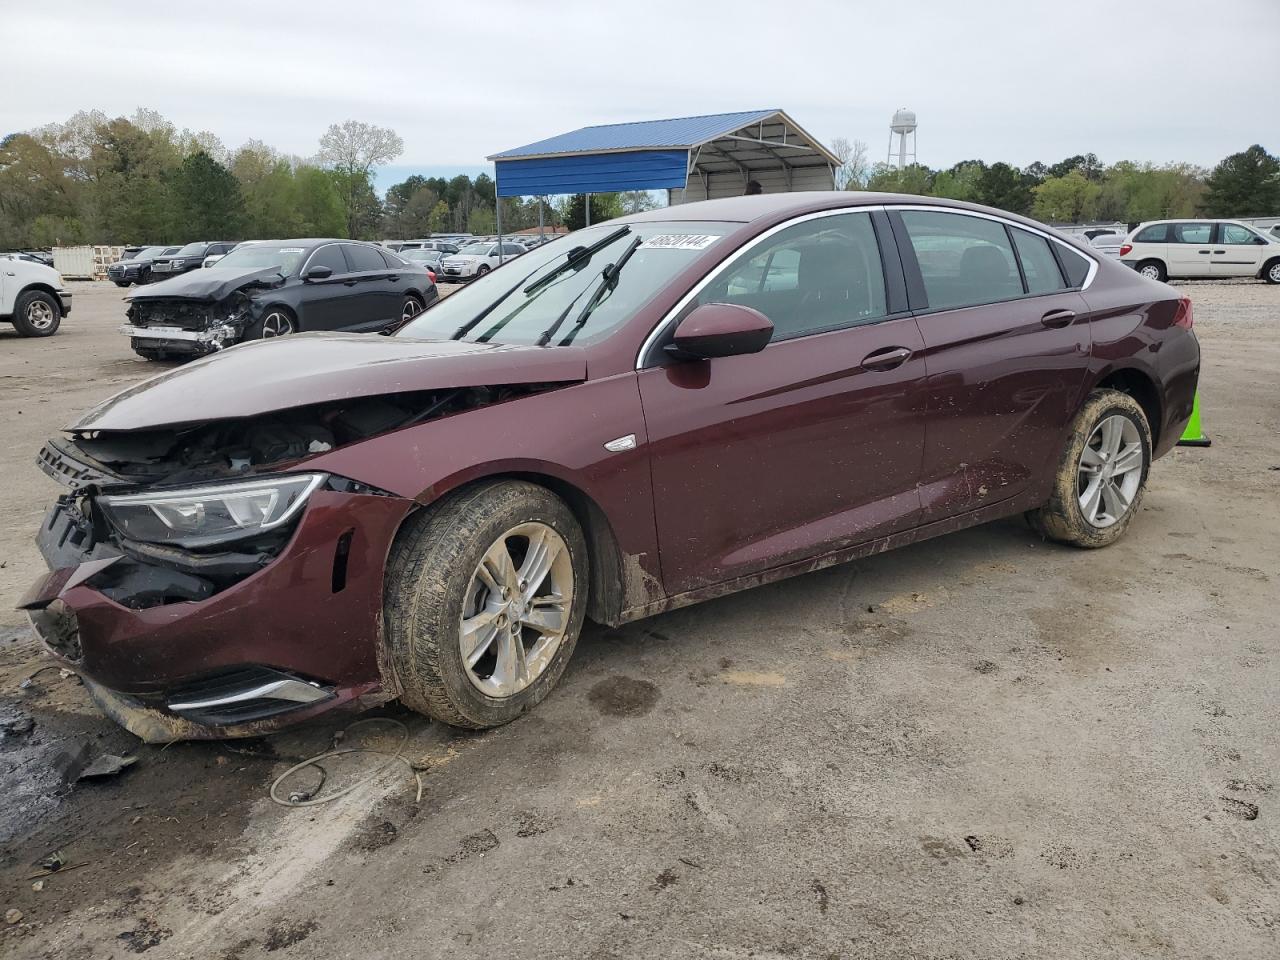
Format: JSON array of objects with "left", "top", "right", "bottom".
[{"left": 269, "top": 717, "right": 423, "bottom": 808}]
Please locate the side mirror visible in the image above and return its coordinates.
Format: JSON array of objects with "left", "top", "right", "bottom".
[
  {"left": 667, "top": 302, "right": 773, "bottom": 360},
  {"left": 304, "top": 265, "right": 333, "bottom": 281}
]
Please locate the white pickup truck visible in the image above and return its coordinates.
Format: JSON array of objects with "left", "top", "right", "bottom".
[{"left": 0, "top": 255, "right": 72, "bottom": 337}]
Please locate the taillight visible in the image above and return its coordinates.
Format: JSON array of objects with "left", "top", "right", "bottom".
[
  {"left": 1172, "top": 296, "right": 1193, "bottom": 329},
  {"left": 1119, "top": 243, "right": 1132, "bottom": 257},
  {"left": 427, "top": 270, "right": 436, "bottom": 284}
]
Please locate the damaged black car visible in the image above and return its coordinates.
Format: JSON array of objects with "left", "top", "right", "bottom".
[{"left": 120, "top": 240, "right": 438, "bottom": 361}]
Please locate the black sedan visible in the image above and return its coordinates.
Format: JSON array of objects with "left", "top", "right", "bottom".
[
  {"left": 120, "top": 239, "right": 438, "bottom": 361},
  {"left": 107, "top": 246, "right": 181, "bottom": 286}
]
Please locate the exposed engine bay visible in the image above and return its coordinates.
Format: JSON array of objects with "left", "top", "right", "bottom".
[{"left": 31, "top": 384, "right": 558, "bottom": 609}]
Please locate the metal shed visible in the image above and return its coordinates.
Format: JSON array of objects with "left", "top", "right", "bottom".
[{"left": 488, "top": 109, "right": 839, "bottom": 205}]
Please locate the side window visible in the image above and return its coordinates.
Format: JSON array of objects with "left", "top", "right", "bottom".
[
  {"left": 1010, "top": 228, "right": 1067, "bottom": 295},
  {"left": 1219, "top": 223, "right": 1256, "bottom": 245},
  {"left": 696, "top": 211, "right": 888, "bottom": 340},
  {"left": 1134, "top": 224, "right": 1169, "bottom": 243},
  {"left": 1057, "top": 246, "right": 1091, "bottom": 288},
  {"left": 899, "top": 210, "right": 1022, "bottom": 310},
  {"left": 307, "top": 244, "right": 349, "bottom": 274},
  {"left": 344, "top": 243, "right": 388, "bottom": 272},
  {"left": 1171, "top": 223, "right": 1212, "bottom": 244},
  {"left": 502, "top": 244, "right": 524, "bottom": 256}
]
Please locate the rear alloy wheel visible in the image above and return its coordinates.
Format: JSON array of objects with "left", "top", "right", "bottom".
[
  {"left": 1264, "top": 260, "right": 1280, "bottom": 285},
  {"left": 12, "top": 290, "right": 60, "bottom": 337},
  {"left": 1137, "top": 260, "right": 1167, "bottom": 282},
  {"left": 257, "top": 309, "right": 295, "bottom": 339},
  {"left": 1026, "top": 389, "right": 1151, "bottom": 548},
  {"left": 401, "top": 296, "right": 423, "bottom": 324},
  {"left": 384, "top": 480, "right": 588, "bottom": 729}
]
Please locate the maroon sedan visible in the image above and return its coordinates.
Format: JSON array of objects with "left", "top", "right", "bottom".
[{"left": 23, "top": 193, "right": 1199, "bottom": 741}]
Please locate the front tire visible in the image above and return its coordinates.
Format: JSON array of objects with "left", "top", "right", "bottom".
[
  {"left": 12, "top": 290, "right": 60, "bottom": 337},
  {"left": 1136, "top": 260, "right": 1167, "bottom": 283},
  {"left": 475, "top": 264, "right": 491, "bottom": 279},
  {"left": 384, "top": 481, "right": 589, "bottom": 729},
  {"left": 1026, "top": 389, "right": 1152, "bottom": 548}
]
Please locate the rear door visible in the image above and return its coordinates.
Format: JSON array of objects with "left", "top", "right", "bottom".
[
  {"left": 1166, "top": 222, "right": 1215, "bottom": 278},
  {"left": 341, "top": 243, "right": 399, "bottom": 328},
  {"left": 891, "top": 207, "right": 1092, "bottom": 519},
  {"left": 639, "top": 209, "right": 928, "bottom": 594},
  {"left": 1211, "top": 222, "right": 1267, "bottom": 277}
]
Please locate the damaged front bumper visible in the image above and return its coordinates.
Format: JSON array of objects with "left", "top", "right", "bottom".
[
  {"left": 21, "top": 487, "right": 416, "bottom": 741},
  {"left": 119, "top": 322, "right": 240, "bottom": 354}
]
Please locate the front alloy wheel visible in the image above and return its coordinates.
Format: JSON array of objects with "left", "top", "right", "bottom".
[
  {"left": 460, "top": 523, "right": 573, "bottom": 698},
  {"left": 384, "top": 480, "right": 589, "bottom": 729},
  {"left": 260, "top": 310, "right": 295, "bottom": 338}
]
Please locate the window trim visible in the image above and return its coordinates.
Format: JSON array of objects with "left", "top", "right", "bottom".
[
  {"left": 299, "top": 241, "right": 352, "bottom": 277},
  {"left": 635, "top": 205, "right": 897, "bottom": 369},
  {"left": 888, "top": 205, "right": 1094, "bottom": 315}
]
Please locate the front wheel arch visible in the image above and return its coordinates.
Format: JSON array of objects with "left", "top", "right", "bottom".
[{"left": 1260, "top": 257, "right": 1280, "bottom": 284}]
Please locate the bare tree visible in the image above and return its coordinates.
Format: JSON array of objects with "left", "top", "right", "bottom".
[
  {"left": 317, "top": 120, "right": 404, "bottom": 177},
  {"left": 831, "top": 137, "right": 870, "bottom": 191}
]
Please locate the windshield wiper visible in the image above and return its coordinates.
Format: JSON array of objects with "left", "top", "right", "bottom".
[
  {"left": 448, "top": 262, "right": 547, "bottom": 340},
  {"left": 523, "top": 226, "right": 630, "bottom": 297},
  {"left": 555, "top": 235, "right": 644, "bottom": 347}
]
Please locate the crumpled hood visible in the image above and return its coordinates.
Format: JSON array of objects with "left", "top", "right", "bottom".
[
  {"left": 125, "top": 267, "right": 284, "bottom": 303},
  {"left": 69, "top": 333, "right": 588, "bottom": 432}
]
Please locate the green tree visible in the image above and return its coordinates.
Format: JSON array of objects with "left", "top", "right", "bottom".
[
  {"left": 466, "top": 206, "right": 496, "bottom": 235},
  {"left": 931, "top": 160, "right": 986, "bottom": 201},
  {"left": 316, "top": 120, "right": 403, "bottom": 236},
  {"left": 975, "top": 163, "right": 1034, "bottom": 215},
  {"left": 1201, "top": 145, "right": 1280, "bottom": 217},
  {"left": 865, "top": 163, "right": 933, "bottom": 195},
  {"left": 1032, "top": 170, "right": 1101, "bottom": 222},
  {"left": 170, "top": 150, "right": 243, "bottom": 238},
  {"left": 293, "top": 167, "right": 347, "bottom": 237},
  {"left": 562, "top": 193, "right": 624, "bottom": 230},
  {"left": 427, "top": 199, "right": 450, "bottom": 234}
]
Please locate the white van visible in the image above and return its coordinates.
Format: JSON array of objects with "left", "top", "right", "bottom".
[{"left": 1120, "top": 219, "right": 1280, "bottom": 283}]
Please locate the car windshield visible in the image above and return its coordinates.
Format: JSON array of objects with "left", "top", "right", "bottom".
[
  {"left": 132, "top": 247, "right": 163, "bottom": 260},
  {"left": 174, "top": 242, "right": 208, "bottom": 257},
  {"left": 211, "top": 244, "right": 308, "bottom": 275},
  {"left": 397, "top": 221, "right": 734, "bottom": 347}
]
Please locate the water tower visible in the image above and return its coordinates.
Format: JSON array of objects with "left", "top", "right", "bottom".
[{"left": 887, "top": 108, "right": 917, "bottom": 168}]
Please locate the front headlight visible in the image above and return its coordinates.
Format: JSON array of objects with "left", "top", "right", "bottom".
[{"left": 99, "top": 473, "right": 325, "bottom": 548}]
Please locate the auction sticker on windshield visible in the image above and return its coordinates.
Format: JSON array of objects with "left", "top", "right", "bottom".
[{"left": 639, "top": 235, "right": 720, "bottom": 250}]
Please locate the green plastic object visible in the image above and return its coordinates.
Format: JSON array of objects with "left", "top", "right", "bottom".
[{"left": 1178, "top": 391, "right": 1211, "bottom": 447}]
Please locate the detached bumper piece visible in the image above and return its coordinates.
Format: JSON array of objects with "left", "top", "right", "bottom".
[{"left": 161, "top": 666, "right": 334, "bottom": 726}]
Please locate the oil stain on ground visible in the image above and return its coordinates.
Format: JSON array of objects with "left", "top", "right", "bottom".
[{"left": 588, "top": 676, "right": 659, "bottom": 718}]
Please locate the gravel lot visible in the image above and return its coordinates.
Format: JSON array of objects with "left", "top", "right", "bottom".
[{"left": 1, "top": 279, "right": 1277, "bottom": 959}]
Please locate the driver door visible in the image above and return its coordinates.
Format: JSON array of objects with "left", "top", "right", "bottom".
[
  {"left": 638, "top": 211, "right": 927, "bottom": 595},
  {"left": 297, "top": 244, "right": 363, "bottom": 331}
]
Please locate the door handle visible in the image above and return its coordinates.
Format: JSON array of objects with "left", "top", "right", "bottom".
[
  {"left": 1040, "top": 308, "right": 1076, "bottom": 328},
  {"left": 343, "top": 280, "right": 358, "bottom": 286},
  {"left": 861, "top": 346, "right": 912, "bottom": 370},
  {"left": 1212, "top": 250, "right": 1225, "bottom": 255},
  {"left": 387, "top": 274, "right": 400, "bottom": 282},
  {"left": 1198, "top": 250, "right": 1211, "bottom": 254}
]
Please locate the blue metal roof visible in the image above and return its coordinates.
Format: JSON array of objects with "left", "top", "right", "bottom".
[
  {"left": 489, "top": 110, "right": 780, "bottom": 160},
  {"left": 496, "top": 150, "right": 688, "bottom": 198}
]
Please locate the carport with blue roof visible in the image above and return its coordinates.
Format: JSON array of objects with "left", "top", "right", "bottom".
[{"left": 487, "top": 109, "right": 838, "bottom": 239}]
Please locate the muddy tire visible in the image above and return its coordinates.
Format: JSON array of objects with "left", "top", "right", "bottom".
[
  {"left": 1026, "top": 389, "right": 1152, "bottom": 548},
  {"left": 12, "top": 290, "right": 60, "bottom": 337},
  {"left": 384, "top": 480, "right": 589, "bottom": 729}
]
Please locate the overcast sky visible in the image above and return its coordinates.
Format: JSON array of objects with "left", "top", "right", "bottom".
[{"left": 5, "top": 0, "right": 1278, "bottom": 183}]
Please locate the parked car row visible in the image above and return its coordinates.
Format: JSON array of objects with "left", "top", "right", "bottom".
[
  {"left": 119, "top": 238, "right": 438, "bottom": 361},
  {"left": 1120, "top": 218, "right": 1280, "bottom": 283}
]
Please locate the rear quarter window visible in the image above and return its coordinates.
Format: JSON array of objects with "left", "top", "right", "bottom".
[
  {"left": 1134, "top": 224, "right": 1169, "bottom": 243},
  {"left": 1057, "top": 246, "right": 1092, "bottom": 288}
]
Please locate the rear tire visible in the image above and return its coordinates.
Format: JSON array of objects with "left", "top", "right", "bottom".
[
  {"left": 1026, "top": 389, "right": 1152, "bottom": 548},
  {"left": 384, "top": 480, "right": 589, "bottom": 729},
  {"left": 12, "top": 290, "right": 60, "bottom": 337},
  {"left": 1136, "top": 260, "right": 1167, "bottom": 282},
  {"left": 1262, "top": 259, "right": 1280, "bottom": 285}
]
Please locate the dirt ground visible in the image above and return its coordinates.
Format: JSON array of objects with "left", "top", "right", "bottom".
[{"left": 1, "top": 279, "right": 1277, "bottom": 960}]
